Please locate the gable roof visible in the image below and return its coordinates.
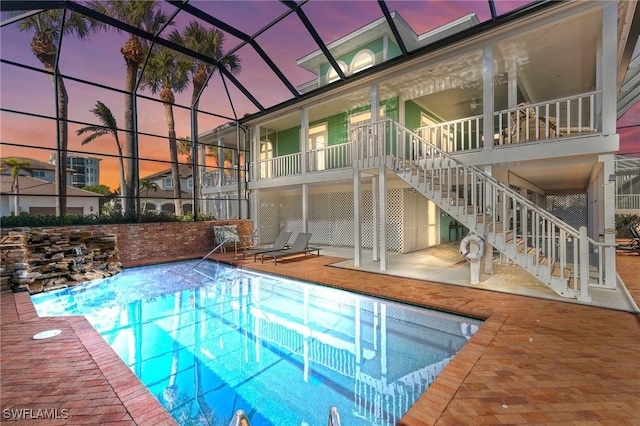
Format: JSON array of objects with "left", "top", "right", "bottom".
[
  {"left": 1, "top": 157, "right": 55, "bottom": 172},
  {"left": 296, "top": 11, "right": 479, "bottom": 73},
  {"left": 0, "top": 175, "right": 102, "bottom": 197},
  {"left": 141, "top": 164, "right": 193, "bottom": 181}
]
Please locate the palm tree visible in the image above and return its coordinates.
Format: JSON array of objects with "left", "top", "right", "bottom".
[
  {"left": 11, "top": 9, "right": 93, "bottom": 217},
  {"left": 76, "top": 101, "right": 126, "bottom": 212},
  {"left": 177, "top": 137, "right": 193, "bottom": 163},
  {"left": 140, "top": 46, "right": 191, "bottom": 215},
  {"left": 90, "top": 0, "right": 169, "bottom": 213},
  {"left": 170, "top": 22, "right": 241, "bottom": 212},
  {"left": 1, "top": 158, "right": 33, "bottom": 216},
  {"left": 139, "top": 178, "right": 159, "bottom": 211}
]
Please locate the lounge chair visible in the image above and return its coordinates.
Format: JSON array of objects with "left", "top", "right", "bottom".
[
  {"left": 213, "top": 225, "right": 245, "bottom": 257},
  {"left": 617, "top": 226, "right": 640, "bottom": 254},
  {"left": 242, "top": 229, "right": 292, "bottom": 261},
  {"left": 260, "top": 232, "right": 320, "bottom": 264}
]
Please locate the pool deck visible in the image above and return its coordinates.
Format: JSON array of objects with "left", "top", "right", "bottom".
[{"left": 1, "top": 250, "right": 639, "bottom": 425}]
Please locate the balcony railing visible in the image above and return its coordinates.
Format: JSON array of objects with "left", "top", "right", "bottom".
[
  {"left": 495, "top": 92, "right": 600, "bottom": 146},
  {"left": 414, "top": 115, "right": 483, "bottom": 153},
  {"left": 251, "top": 143, "right": 352, "bottom": 180},
  {"left": 616, "top": 194, "right": 640, "bottom": 211},
  {"left": 307, "top": 142, "right": 353, "bottom": 173},
  {"left": 252, "top": 152, "right": 302, "bottom": 180}
]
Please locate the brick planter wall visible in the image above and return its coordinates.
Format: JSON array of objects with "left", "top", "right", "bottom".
[
  {"left": 71, "top": 220, "right": 253, "bottom": 264},
  {"left": 108, "top": 220, "right": 253, "bottom": 264},
  {"left": 1, "top": 219, "right": 253, "bottom": 273}
]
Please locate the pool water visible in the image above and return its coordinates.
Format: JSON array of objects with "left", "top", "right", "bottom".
[{"left": 32, "top": 260, "right": 482, "bottom": 426}]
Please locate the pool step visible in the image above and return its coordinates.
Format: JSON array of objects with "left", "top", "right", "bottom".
[{"left": 228, "top": 407, "right": 341, "bottom": 426}]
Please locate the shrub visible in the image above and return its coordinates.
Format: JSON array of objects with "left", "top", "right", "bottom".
[
  {"left": 615, "top": 214, "right": 640, "bottom": 238},
  {"left": 0, "top": 211, "right": 217, "bottom": 228}
]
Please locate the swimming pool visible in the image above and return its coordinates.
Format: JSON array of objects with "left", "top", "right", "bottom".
[{"left": 32, "top": 260, "right": 482, "bottom": 426}]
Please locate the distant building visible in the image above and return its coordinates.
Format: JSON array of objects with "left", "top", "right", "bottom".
[
  {"left": 63, "top": 155, "right": 101, "bottom": 188},
  {"left": 1, "top": 157, "right": 99, "bottom": 216},
  {"left": 140, "top": 164, "right": 194, "bottom": 213}
]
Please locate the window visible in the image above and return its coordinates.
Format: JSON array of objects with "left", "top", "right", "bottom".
[
  {"left": 351, "top": 50, "right": 374, "bottom": 74},
  {"left": 187, "top": 178, "right": 193, "bottom": 189},
  {"left": 349, "top": 106, "right": 386, "bottom": 126},
  {"left": 33, "top": 170, "right": 46, "bottom": 179},
  {"left": 326, "top": 61, "right": 347, "bottom": 84},
  {"left": 163, "top": 177, "right": 173, "bottom": 190},
  {"left": 259, "top": 139, "right": 273, "bottom": 179},
  {"left": 308, "top": 123, "right": 328, "bottom": 171}
]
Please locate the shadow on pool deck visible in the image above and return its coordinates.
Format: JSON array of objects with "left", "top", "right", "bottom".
[{"left": 1, "top": 249, "right": 639, "bottom": 425}]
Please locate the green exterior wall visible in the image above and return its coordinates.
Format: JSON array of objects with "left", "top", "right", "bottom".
[
  {"left": 276, "top": 127, "right": 300, "bottom": 156},
  {"left": 319, "top": 37, "right": 385, "bottom": 77},
  {"left": 273, "top": 97, "right": 399, "bottom": 154}
]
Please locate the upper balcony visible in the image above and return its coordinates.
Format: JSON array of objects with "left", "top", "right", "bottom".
[
  {"left": 245, "top": 92, "right": 605, "bottom": 186},
  {"left": 413, "top": 91, "right": 601, "bottom": 153}
]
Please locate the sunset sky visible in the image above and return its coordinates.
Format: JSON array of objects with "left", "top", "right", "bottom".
[{"left": 1, "top": 0, "right": 638, "bottom": 190}]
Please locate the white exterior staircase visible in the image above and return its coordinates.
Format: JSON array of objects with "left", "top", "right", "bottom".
[{"left": 350, "top": 119, "right": 617, "bottom": 302}]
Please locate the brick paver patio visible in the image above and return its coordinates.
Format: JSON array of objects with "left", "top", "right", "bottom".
[{"left": 1, "top": 250, "right": 639, "bottom": 425}]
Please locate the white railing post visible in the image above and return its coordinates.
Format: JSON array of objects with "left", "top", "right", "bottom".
[{"left": 578, "top": 226, "right": 592, "bottom": 302}]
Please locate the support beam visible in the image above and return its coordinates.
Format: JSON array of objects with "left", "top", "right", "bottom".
[
  {"left": 482, "top": 44, "right": 495, "bottom": 151},
  {"left": 601, "top": 2, "right": 618, "bottom": 135},
  {"left": 372, "top": 176, "right": 379, "bottom": 262},
  {"left": 301, "top": 108, "right": 309, "bottom": 174},
  {"left": 600, "top": 154, "right": 617, "bottom": 289},
  {"left": 379, "top": 166, "right": 388, "bottom": 271},
  {"left": 302, "top": 184, "right": 308, "bottom": 233},
  {"left": 354, "top": 169, "right": 362, "bottom": 267}
]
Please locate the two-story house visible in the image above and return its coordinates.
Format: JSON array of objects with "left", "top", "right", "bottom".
[
  {"left": 198, "top": 1, "right": 638, "bottom": 304},
  {"left": 139, "top": 164, "right": 195, "bottom": 214}
]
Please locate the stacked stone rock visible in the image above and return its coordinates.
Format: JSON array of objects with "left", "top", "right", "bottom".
[{"left": 0, "top": 228, "right": 122, "bottom": 294}]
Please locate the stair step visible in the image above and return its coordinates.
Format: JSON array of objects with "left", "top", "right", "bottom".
[
  {"left": 486, "top": 222, "right": 505, "bottom": 232},
  {"left": 476, "top": 214, "right": 491, "bottom": 223}
]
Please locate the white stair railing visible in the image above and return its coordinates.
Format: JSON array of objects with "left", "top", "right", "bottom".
[
  {"left": 349, "top": 119, "right": 617, "bottom": 301},
  {"left": 414, "top": 114, "right": 483, "bottom": 152}
]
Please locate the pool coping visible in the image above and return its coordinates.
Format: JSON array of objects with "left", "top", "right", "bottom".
[{"left": 1, "top": 291, "right": 177, "bottom": 426}]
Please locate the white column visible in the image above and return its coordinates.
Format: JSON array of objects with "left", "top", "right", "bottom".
[
  {"left": 251, "top": 125, "right": 260, "bottom": 226},
  {"left": 371, "top": 84, "right": 379, "bottom": 121},
  {"left": 600, "top": 2, "right": 617, "bottom": 135},
  {"left": 372, "top": 176, "right": 379, "bottom": 262},
  {"left": 483, "top": 44, "right": 495, "bottom": 151},
  {"left": 507, "top": 58, "right": 518, "bottom": 108},
  {"left": 302, "top": 183, "right": 308, "bottom": 233},
  {"left": 217, "top": 140, "right": 224, "bottom": 186},
  {"left": 301, "top": 108, "right": 309, "bottom": 174},
  {"left": 600, "top": 154, "right": 617, "bottom": 289},
  {"left": 353, "top": 169, "right": 362, "bottom": 267},
  {"left": 484, "top": 164, "right": 493, "bottom": 275},
  {"left": 379, "top": 166, "right": 388, "bottom": 271}
]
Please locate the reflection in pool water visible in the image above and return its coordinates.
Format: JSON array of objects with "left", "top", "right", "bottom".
[{"left": 32, "top": 260, "right": 481, "bottom": 426}]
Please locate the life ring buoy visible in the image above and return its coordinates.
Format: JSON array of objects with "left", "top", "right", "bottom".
[{"left": 459, "top": 233, "right": 485, "bottom": 261}]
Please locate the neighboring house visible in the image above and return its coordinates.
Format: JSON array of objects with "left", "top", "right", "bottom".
[
  {"left": 0, "top": 157, "right": 99, "bottom": 216},
  {"left": 139, "top": 164, "right": 194, "bottom": 214},
  {"left": 615, "top": 154, "right": 640, "bottom": 214},
  {"left": 65, "top": 155, "right": 101, "bottom": 188},
  {"left": 197, "top": 1, "right": 637, "bottom": 303}
]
